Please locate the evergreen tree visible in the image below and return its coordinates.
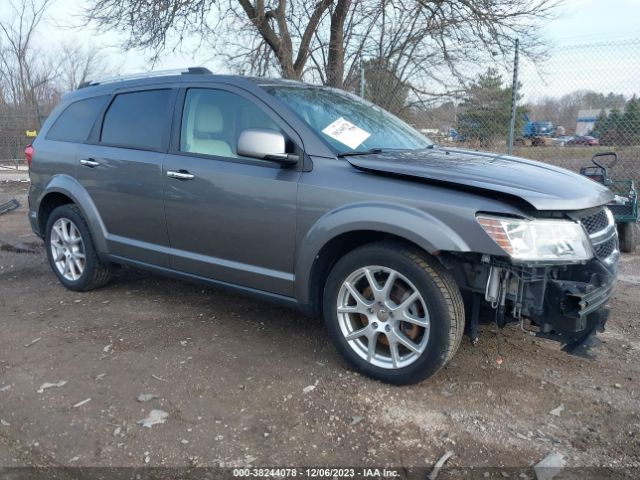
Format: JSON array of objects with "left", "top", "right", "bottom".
[
  {"left": 591, "top": 96, "right": 640, "bottom": 146},
  {"left": 591, "top": 109, "right": 609, "bottom": 139},
  {"left": 623, "top": 95, "right": 640, "bottom": 145},
  {"left": 601, "top": 108, "right": 622, "bottom": 145},
  {"left": 457, "top": 68, "right": 524, "bottom": 146}
]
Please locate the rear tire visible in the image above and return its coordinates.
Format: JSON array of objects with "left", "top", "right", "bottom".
[
  {"left": 618, "top": 222, "right": 638, "bottom": 253},
  {"left": 45, "top": 204, "right": 112, "bottom": 291},
  {"left": 322, "top": 241, "right": 465, "bottom": 385}
]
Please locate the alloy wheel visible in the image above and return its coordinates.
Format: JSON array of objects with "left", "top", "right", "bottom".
[
  {"left": 336, "top": 266, "right": 430, "bottom": 369},
  {"left": 50, "top": 217, "right": 86, "bottom": 281}
]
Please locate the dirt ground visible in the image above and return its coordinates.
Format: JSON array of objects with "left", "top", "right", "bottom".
[{"left": 0, "top": 181, "right": 639, "bottom": 478}]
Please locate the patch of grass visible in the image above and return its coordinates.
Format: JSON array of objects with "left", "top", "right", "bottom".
[
  {"left": 446, "top": 141, "right": 640, "bottom": 185},
  {"left": 513, "top": 145, "right": 640, "bottom": 185}
]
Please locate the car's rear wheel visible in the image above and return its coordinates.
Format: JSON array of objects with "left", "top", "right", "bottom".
[
  {"left": 323, "top": 241, "right": 465, "bottom": 385},
  {"left": 45, "top": 204, "right": 112, "bottom": 291}
]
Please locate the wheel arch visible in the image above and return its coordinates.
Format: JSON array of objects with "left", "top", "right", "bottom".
[
  {"left": 37, "top": 175, "right": 109, "bottom": 253},
  {"left": 38, "top": 191, "right": 74, "bottom": 234},
  {"left": 295, "top": 202, "right": 470, "bottom": 316},
  {"left": 305, "top": 231, "right": 433, "bottom": 316}
]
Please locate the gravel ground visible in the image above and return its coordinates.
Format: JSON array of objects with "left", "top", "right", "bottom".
[{"left": 0, "top": 181, "right": 639, "bottom": 478}]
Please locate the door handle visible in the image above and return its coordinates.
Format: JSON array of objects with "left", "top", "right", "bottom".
[
  {"left": 80, "top": 158, "right": 100, "bottom": 168},
  {"left": 167, "top": 170, "right": 195, "bottom": 180}
]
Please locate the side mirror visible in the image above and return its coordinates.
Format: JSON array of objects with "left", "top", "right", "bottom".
[{"left": 237, "top": 129, "right": 299, "bottom": 166}]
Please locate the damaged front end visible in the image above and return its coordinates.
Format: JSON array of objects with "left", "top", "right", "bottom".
[{"left": 447, "top": 207, "right": 618, "bottom": 353}]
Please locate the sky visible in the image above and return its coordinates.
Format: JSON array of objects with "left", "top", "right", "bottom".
[
  {"left": 2, "top": 0, "right": 640, "bottom": 99},
  {"left": 543, "top": 0, "right": 640, "bottom": 43},
  {"left": 519, "top": 0, "right": 640, "bottom": 101}
]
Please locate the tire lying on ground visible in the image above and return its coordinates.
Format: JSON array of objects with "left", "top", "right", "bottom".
[
  {"left": 0, "top": 199, "right": 20, "bottom": 215},
  {"left": 323, "top": 241, "right": 465, "bottom": 385}
]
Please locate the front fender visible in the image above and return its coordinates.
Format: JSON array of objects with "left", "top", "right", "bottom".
[
  {"left": 38, "top": 174, "right": 109, "bottom": 254},
  {"left": 294, "top": 202, "right": 471, "bottom": 305}
]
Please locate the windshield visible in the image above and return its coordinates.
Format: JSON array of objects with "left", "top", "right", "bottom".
[{"left": 266, "top": 86, "right": 432, "bottom": 155}]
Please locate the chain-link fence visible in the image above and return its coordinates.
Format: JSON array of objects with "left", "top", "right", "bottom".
[
  {"left": 370, "top": 38, "right": 640, "bottom": 190},
  {"left": 0, "top": 109, "right": 42, "bottom": 171},
  {"left": 513, "top": 39, "right": 640, "bottom": 189},
  {"left": 1, "top": 38, "right": 639, "bottom": 191}
]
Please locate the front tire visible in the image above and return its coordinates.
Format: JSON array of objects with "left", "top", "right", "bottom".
[
  {"left": 323, "top": 242, "right": 465, "bottom": 385},
  {"left": 45, "top": 204, "right": 112, "bottom": 291}
]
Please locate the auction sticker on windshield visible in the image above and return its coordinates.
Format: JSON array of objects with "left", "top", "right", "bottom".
[{"left": 322, "top": 117, "right": 371, "bottom": 149}]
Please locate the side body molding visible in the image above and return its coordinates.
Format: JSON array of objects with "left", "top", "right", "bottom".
[
  {"left": 38, "top": 174, "right": 110, "bottom": 254},
  {"left": 294, "top": 202, "right": 471, "bottom": 306}
]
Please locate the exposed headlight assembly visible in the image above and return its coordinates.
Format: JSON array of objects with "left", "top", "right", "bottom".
[{"left": 477, "top": 215, "right": 593, "bottom": 262}]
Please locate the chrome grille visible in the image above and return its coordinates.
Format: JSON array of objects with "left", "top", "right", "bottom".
[
  {"left": 595, "top": 238, "right": 616, "bottom": 259},
  {"left": 578, "top": 208, "right": 618, "bottom": 263},
  {"left": 580, "top": 209, "right": 609, "bottom": 234}
]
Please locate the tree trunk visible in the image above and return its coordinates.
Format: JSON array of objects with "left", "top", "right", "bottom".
[
  {"left": 326, "top": 0, "right": 350, "bottom": 88},
  {"left": 237, "top": 0, "right": 298, "bottom": 79}
]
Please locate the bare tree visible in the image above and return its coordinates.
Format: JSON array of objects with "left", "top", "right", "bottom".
[
  {"left": 84, "top": 0, "right": 559, "bottom": 93},
  {"left": 57, "top": 43, "right": 111, "bottom": 91},
  {"left": 0, "top": 0, "right": 57, "bottom": 111},
  {"left": 526, "top": 90, "right": 628, "bottom": 132},
  {"left": 0, "top": 0, "right": 113, "bottom": 133}
]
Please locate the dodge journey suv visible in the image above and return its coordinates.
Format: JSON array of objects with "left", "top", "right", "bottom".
[{"left": 27, "top": 67, "right": 618, "bottom": 384}]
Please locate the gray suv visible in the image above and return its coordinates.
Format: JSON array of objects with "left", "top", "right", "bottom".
[{"left": 27, "top": 67, "right": 618, "bottom": 384}]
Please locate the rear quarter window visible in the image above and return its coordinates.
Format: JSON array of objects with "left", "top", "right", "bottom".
[
  {"left": 46, "top": 95, "right": 108, "bottom": 143},
  {"left": 100, "top": 89, "right": 173, "bottom": 150}
]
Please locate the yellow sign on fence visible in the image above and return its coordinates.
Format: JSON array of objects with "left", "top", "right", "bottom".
[{"left": 25, "top": 130, "right": 37, "bottom": 138}]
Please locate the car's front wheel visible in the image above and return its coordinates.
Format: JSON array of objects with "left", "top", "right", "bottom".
[
  {"left": 323, "top": 242, "right": 465, "bottom": 385},
  {"left": 45, "top": 204, "right": 112, "bottom": 291}
]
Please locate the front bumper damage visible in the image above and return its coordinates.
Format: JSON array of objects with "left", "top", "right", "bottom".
[
  {"left": 451, "top": 256, "right": 618, "bottom": 353},
  {"left": 487, "top": 256, "right": 616, "bottom": 353},
  {"left": 446, "top": 207, "right": 619, "bottom": 354},
  {"left": 543, "top": 263, "right": 615, "bottom": 338}
]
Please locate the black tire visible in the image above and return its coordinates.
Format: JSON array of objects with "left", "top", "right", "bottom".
[
  {"left": 322, "top": 241, "right": 465, "bottom": 385},
  {"left": 618, "top": 222, "right": 638, "bottom": 254},
  {"left": 45, "top": 204, "right": 112, "bottom": 291}
]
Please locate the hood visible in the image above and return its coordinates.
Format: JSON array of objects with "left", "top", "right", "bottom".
[{"left": 346, "top": 147, "right": 614, "bottom": 211}]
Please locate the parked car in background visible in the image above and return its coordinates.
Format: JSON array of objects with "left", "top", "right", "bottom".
[
  {"left": 552, "top": 135, "right": 575, "bottom": 146},
  {"left": 27, "top": 68, "right": 619, "bottom": 385},
  {"left": 567, "top": 135, "right": 599, "bottom": 146}
]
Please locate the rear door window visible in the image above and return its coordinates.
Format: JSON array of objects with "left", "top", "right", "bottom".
[
  {"left": 46, "top": 95, "right": 108, "bottom": 143},
  {"left": 100, "top": 89, "right": 172, "bottom": 150}
]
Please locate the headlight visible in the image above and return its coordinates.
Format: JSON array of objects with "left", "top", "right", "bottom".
[{"left": 477, "top": 215, "right": 593, "bottom": 262}]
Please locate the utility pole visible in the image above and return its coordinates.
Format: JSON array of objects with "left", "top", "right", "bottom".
[{"left": 507, "top": 38, "right": 520, "bottom": 155}]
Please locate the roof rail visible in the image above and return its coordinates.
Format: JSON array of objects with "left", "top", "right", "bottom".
[{"left": 78, "top": 66, "right": 213, "bottom": 89}]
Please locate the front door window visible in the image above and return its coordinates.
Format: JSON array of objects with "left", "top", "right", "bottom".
[{"left": 180, "top": 89, "right": 282, "bottom": 159}]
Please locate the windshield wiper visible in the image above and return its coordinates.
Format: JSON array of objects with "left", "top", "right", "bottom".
[{"left": 337, "top": 147, "right": 405, "bottom": 157}]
